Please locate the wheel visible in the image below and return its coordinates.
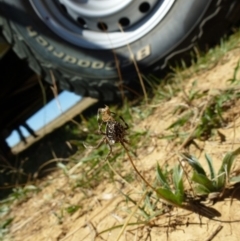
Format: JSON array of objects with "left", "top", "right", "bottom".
[{"left": 0, "top": 0, "right": 239, "bottom": 101}]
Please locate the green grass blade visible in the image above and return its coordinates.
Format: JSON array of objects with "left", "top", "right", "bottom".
[
  {"left": 172, "top": 165, "right": 184, "bottom": 204},
  {"left": 216, "top": 171, "right": 226, "bottom": 190},
  {"left": 218, "top": 147, "right": 240, "bottom": 176},
  {"left": 172, "top": 165, "right": 184, "bottom": 194},
  {"left": 205, "top": 153, "right": 216, "bottom": 180},
  {"left": 156, "top": 163, "right": 170, "bottom": 190},
  {"left": 228, "top": 60, "right": 240, "bottom": 83},
  {"left": 0, "top": 217, "right": 13, "bottom": 229},
  {"left": 167, "top": 111, "right": 192, "bottom": 130},
  {"left": 217, "top": 147, "right": 240, "bottom": 187},
  {"left": 181, "top": 153, "right": 206, "bottom": 176}
]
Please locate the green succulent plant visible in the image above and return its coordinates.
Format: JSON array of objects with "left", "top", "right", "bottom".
[
  {"left": 181, "top": 147, "right": 240, "bottom": 197},
  {"left": 156, "top": 164, "right": 184, "bottom": 206}
]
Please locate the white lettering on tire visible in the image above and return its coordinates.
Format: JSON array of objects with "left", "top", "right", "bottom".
[
  {"left": 136, "top": 45, "right": 151, "bottom": 61},
  {"left": 26, "top": 26, "right": 151, "bottom": 70},
  {"left": 64, "top": 55, "right": 77, "bottom": 63},
  {"left": 53, "top": 51, "right": 64, "bottom": 58},
  {"left": 92, "top": 61, "right": 104, "bottom": 69},
  {"left": 77, "top": 60, "right": 91, "bottom": 68}
]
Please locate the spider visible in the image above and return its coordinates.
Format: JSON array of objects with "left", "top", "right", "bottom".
[{"left": 84, "top": 105, "right": 129, "bottom": 160}]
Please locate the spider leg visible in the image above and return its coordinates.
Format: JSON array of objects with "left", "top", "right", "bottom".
[
  {"left": 105, "top": 140, "right": 113, "bottom": 160},
  {"left": 110, "top": 111, "right": 116, "bottom": 116},
  {"left": 97, "top": 119, "right": 103, "bottom": 132},
  {"left": 83, "top": 136, "right": 106, "bottom": 150},
  {"left": 97, "top": 108, "right": 104, "bottom": 130},
  {"left": 97, "top": 108, "right": 103, "bottom": 122},
  {"left": 119, "top": 116, "right": 129, "bottom": 130},
  {"left": 97, "top": 122, "right": 106, "bottom": 135},
  {"left": 97, "top": 116, "right": 107, "bottom": 135}
]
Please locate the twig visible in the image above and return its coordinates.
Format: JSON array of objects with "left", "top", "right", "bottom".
[
  {"left": 87, "top": 221, "right": 98, "bottom": 241},
  {"left": 49, "top": 70, "right": 84, "bottom": 127},
  {"left": 118, "top": 24, "right": 148, "bottom": 104},
  {"left": 50, "top": 70, "right": 62, "bottom": 112},
  {"left": 98, "top": 22, "right": 125, "bottom": 101},
  {"left": 36, "top": 75, "right": 47, "bottom": 108},
  {"left": 205, "top": 225, "right": 223, "bottom": 241},
  {"left": 120, "top": 141, "right": 155, "bottom": 192},
  {"left": 112, "top": 49, "right": 125, "bottom": 102}
]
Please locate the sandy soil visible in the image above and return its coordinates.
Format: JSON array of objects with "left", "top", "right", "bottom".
[{"left": 4, "top": 48, "right": 240, "bottom": 241}]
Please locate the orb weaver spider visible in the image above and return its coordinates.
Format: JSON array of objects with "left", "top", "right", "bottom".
[{"left": 84, "top": 105, "right": 129, "bottom": 160}]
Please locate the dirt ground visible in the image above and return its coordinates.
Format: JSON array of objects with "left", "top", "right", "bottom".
[{"left": 4, "top": 48, "right": 240, "bottom": 241}]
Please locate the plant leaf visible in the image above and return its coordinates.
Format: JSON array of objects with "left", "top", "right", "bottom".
[
  {"left": 172, "top": 165, "right": 184, "bottom": 194},
  {"left": 217, "top": 147, "right": 240, "bottom": 187},
  {"left": 156, "top": 188, "right": 183, "bottom": 205},
  {"left": 0, "top": 217, "right": 13, "bottom": 229},
  {"left": 156, "top": 164, "right": 170, "bottom": 190},
  {"left": 218, "top": 147, "right": 240, "bottom": 176},
  {"left": 216, "top": 171, "right": 226, "bottom": 190},
  {"left": 181, "top": 153, "right": 206, "bottom": 176},
  {"left": 192, "top": 171, "right": 217, "bottom": 192},
  {"left": 230, "top": 175, "right": 240, "bottom": 183},
  {"left": 205, "top": 153, "right": 216, "bottom": 181},
  {"left": 194, "top": 184, "right": 211, "bottom": 195},
  {"left": 174, "top": 190, "right": 184, "bottom": 204}
]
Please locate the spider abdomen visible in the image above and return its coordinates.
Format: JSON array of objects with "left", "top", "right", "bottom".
[{"left": 106, "top": 120, "right": 126, "bottom": 145}]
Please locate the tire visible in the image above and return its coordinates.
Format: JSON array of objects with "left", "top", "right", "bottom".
[{"left": 0, "top": 0, "right": 240, "bottom": 101}]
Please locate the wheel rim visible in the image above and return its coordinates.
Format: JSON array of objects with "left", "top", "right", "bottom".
[{"left": 30, "top": 0, "right": 175, "bottom": 49}]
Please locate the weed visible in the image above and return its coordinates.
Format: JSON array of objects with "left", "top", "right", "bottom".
[
  {"left": 156, "top": 164, "right": 184, "bottom": 206},
  {"left": 1, "top": 185, "right": 40, "bottom": 204},
  {"left": 0, "top": 217, "right": 13, "bottom": 240},
  {"left": 228, "top": 60, "right": 240, "bottom": 84},
  {"left": 53, "top": 210, "right": 64, "bottom": 224},
  {"left": 167, "top": 111, "right": 193, "bottom": 131},
  {"left": 181, "top": 80, "right": 206, "bottom": 106},
  {"left": 173, "top": 31, "right": 240, "bottom": 79},
  {"left": 181, "top": 147, "right": 240, "bottom": 200},
  {"left": 65, "top": 205, "right": 81, "bottom": 214},
  {"left": 195, "top": 89, "right": 240, "bottom": 139},
  {"left": 153, "top": 75, "right": 180, "bottom": 102},
  {"left": 166, "top": 85, "right": 240, "bottom": 146}
]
